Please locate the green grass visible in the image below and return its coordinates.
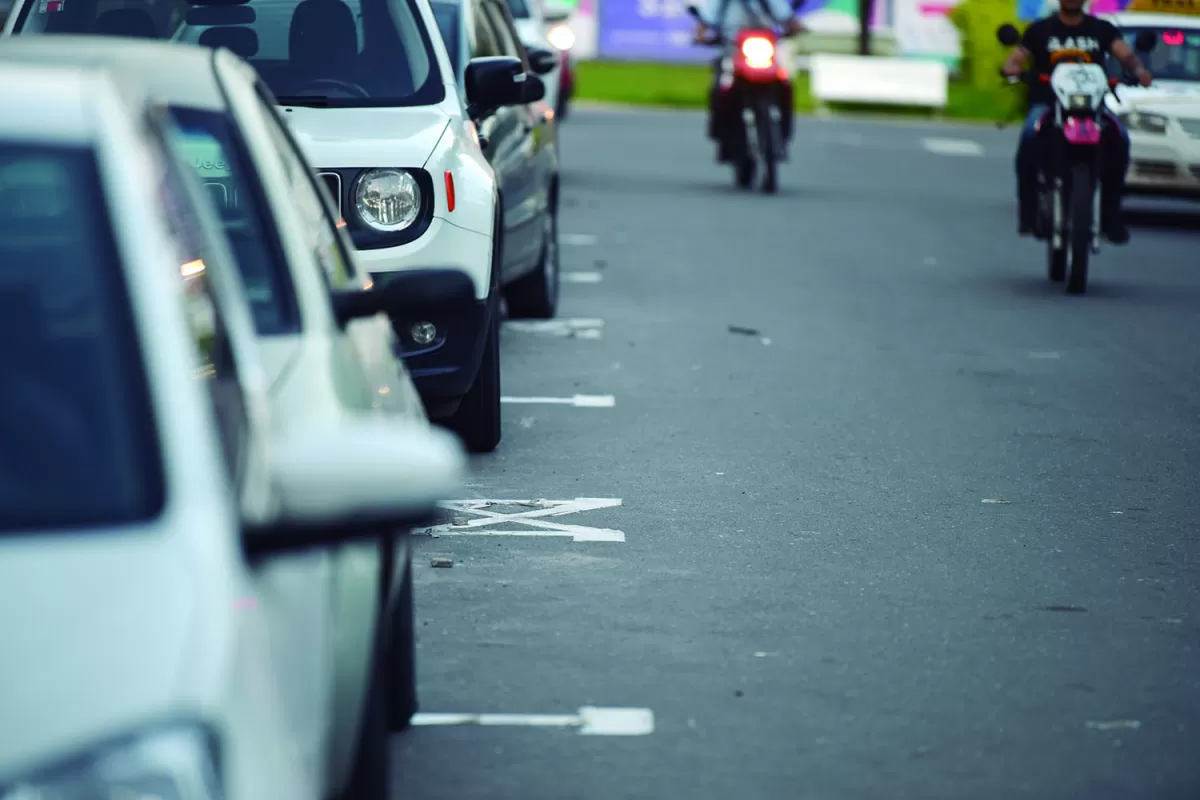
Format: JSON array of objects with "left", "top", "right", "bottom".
[{"left": 573, "top": 60, "right": 1022, "bottom": 124}]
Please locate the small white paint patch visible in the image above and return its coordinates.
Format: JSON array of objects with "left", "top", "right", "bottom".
[
  {"left": 561, "top": 271, "right": 603, "bottom": 284},
  {"left": 504, "top": 318, "right": 604, "bottom": 339},
  {"left": 561, "top": 233, "right": 598, "bottom": 246},
  {"left": 981, "top": 498, "right": 1011, "bottom": 504},
  {"left": 501, "top": 394, "right": 615, "bottom": 407},
  {"left": 519, "top": 416, "right": 535, "bottom": 429},
  {"left": 416, "top": 498, "right": 625, "bottom": 543},
  {"left": 1029, "top": 351, "right": 1062, "bottom": 359},
  {"left": 411, "top": 707, "right": 654, "bottom": 736},
  {"left": 922, "top": 137, "right": 984, "bottom": 157}
]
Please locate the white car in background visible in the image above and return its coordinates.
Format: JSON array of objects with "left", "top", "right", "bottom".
[
  {"left": 508, "top": 0, "right": 577, "bottom": 119},
  {"left": 0, "top": 57, "right": 464, "bottom": 799},
  {"left": 4, "top": 0, "right": 544, "bottom": 454},
  {"left": 0, "top": 34, "right": 479, "bottom": 800},
  {"left": 1102, "top": 8, "right": 1200, "bottom": 198}
]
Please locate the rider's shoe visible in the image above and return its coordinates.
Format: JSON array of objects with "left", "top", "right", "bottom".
[{"left": 1102, "top": 214, "right": 1130, "bottom": 244}]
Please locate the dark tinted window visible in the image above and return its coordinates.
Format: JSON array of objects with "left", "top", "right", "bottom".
[
  {"left": 506, "top": 0, "right": 528, "bottom": 18},
  {"left": 0, "top": 144, "right": 163, "bottom": 530},
  {"left": 431, "top": 2, "right": 460, "bottom": 73},
  {"left": 1111, "top": 26, "right": 1200, "bottom": 81},
  {"left": 167, "top": 106, "right": 299, "bottom": 335},
  {"left": 13, "top": 0, "right": 445, "bottom": 108}
]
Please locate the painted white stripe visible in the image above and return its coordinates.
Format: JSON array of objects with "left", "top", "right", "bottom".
[
  {"left": 503, "top": 318, "right": 604, "bottom": 339},
  {"left": 561, "top": 271, "right": 603, "bottom": 284},
  {"left": 921, "top": 137, "right": 984, "bottom": 156},
  {"left": 419, "top": 497, "right": 625, "bottom": 543},
  {"left": 561, "top": 233, "right": 598, "bottom": 246},
  {"left": 411, "top": 707, "right": 654, "bottom": 736},
  {"left": 432, "top": 527, "right": 625, "bottom": 542},
  {"left": 501, "top": 394, "right": 615, "bottom": 407}
]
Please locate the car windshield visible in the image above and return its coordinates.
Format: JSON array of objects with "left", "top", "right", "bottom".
[
  {"left": 430, "top": 2, "right": 460, "bottom": 74},
  {"left": 167, "top": 106, "right": 298, "bottom": 335},
  {"left": 1113, "top": 26, "right": 1200, "bottom": 81},
  {"left": 12, "top": 0, "right": 445, "bottom": 108},
  {"left": 0, "top": 142, "right": 163, "bottom": 531}
]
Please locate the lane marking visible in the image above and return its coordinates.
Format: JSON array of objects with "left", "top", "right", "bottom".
[
  {"left": 561, "top": 233, "right": 598, "bottom": 246},
  {"left": 922, "top": 137, "right": 984, "bottom": 157},
  {"left": 501, "top": 394, "right": 614, "bottom": 407},
  {"left": 412, "top": 707, "right": 654, "bottom": 736},
  {"left": 561, "top": 271, "right": 603, "bottom": 284},
  {"left": 416, "top": 498, "right": 624, "bottom": 543},
  {"left": 503, "top": 318, "right": 604, "bottom": 339}
]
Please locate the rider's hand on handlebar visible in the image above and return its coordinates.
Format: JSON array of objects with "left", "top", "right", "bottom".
[
  {"left": 693, "top": 22, "right": 717, "bottom": 44},
  {"left": 784, "top": 17, "right": 806, "bottom": 36},
  {"left": 1134, "top": 65, "right": 1153, "bottom": 87}
]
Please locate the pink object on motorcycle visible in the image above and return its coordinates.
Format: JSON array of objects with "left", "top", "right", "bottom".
[{"left": 1062, "top": 116, "right": 1102, "bottom": 145}]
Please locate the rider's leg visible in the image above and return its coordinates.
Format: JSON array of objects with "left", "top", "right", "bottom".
[
  {"left": 1100, "top": 112, "right": 1131, "bottom": 244},
  {"left": 1015, "top": 104, "right": 1049, "bottom": 235},
  {"left": 707, "top": 56, "right": 721, "bottom": 141}
]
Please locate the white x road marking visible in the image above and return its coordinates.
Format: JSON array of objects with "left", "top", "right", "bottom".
[
  {"left": 500, "top": 395, "right": 615, "bottom": 407},
  {"left": 415, "top": 498, "right": 625, "bottom": 542},
  {"left": 412, "top": 706, "right": 654, "bottom": 736},
  {"left": 503, "top": 318, "right": 604, "bottom": 339}
]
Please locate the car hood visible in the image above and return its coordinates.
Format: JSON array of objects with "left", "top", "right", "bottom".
[
  {"left": 0, "top": 529, "right": 197, "bottom": 782},
  {"left": 280, "top": 105, "right": 451, "bottom": 170},
  {"left": 1109, "top": 81, "right": 1200, "bottom": 114}
]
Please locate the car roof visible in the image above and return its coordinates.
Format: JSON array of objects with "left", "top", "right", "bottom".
[
  {"left": 0, "top": 61, "right": 102, "bottom": 143},
  {"left": 1104, "top": 11, "right": 1200, "bottom": 27},
  {"left": 0, "top": 36, "right": 229, "bottom": 111}
]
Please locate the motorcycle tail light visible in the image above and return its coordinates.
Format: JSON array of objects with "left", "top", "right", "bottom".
[{"left": 741, "top": 36, "right": 775, "bottom": 69}]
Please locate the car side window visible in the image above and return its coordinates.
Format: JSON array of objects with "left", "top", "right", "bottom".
[
  {"left": 153, "top": 137, "right": 249, "bottom": 485},
  {"left": 470, "top": 0, "right": 502, "bottom": 58},
  {"left": 482, "top": 0, "right": 528, "bottom": 66},
  {"left": 253, "top": 82, "right": 358, "bottom": 291}
]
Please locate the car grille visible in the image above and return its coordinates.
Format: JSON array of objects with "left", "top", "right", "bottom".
[
  {"left": 318, "top": 172, "right": 342, "bottom": 215},
  {"left": 1134, "top": 159, "right": 1177, "bottom": 178},
  {"left": 1178, "top": 118, "right": 1200, "bottom": 139}
]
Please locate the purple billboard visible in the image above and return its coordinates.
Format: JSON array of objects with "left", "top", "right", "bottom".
[{"left": 598, "top": 0, "right": 719, "bottom": 62}]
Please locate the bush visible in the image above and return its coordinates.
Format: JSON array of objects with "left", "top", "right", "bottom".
[{"left": 950, "top": 0, "right": 1030, "bottom": 119}]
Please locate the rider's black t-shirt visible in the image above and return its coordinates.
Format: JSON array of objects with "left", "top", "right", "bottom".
[{"left": 1021, "top": 15, "right": 1122, "bottom": 105}]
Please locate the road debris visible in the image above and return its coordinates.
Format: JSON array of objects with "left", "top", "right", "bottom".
[
  {"left": 728, "top": 325, "right": 760, "bottom": 336},
  {"left": 982, "top": 498, "right": 1011, "bottom": 504},
  {"left": 1085, "top": 720, "right": 1141, "bottom": 731},
  {"left": 430, "top": 556, "right": 455, "bottom": 569}
]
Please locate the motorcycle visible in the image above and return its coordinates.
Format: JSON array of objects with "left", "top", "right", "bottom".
[
  {"left": 687, "top": 2, "right": 802, "bottom": 194},
  {"left": 996, "top": 23, "right": 1156, "bottom": 294}
]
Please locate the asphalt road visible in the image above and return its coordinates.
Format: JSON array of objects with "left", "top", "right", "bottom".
[{"left": 393, "top": 107, "right": 1200, "bottom": 800}]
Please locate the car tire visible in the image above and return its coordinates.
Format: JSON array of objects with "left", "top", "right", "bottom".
[
  {"left": 387, "top": 550, "right": 418, "bottom": 731},
  {"left": 336, "top": 622, "right": 390, "bottom": 800},
  {"left": 503, "top": 201, "right": 559, "bottom": 320},
  {"left": 446, "top": 309, "right": 501, "bottom": 453}
]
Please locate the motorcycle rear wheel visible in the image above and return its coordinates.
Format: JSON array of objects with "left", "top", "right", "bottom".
[{"left": 1066, "top": 162, "right": 1095, "bottom": 296}]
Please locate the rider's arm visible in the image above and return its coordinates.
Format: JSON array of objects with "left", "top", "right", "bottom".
[
  {"left": 1002, "top": 45, "right": 1031, "bottom": 77},
  {"left": 1110, "top": 38, "right": 1151, "bottom": 82}
]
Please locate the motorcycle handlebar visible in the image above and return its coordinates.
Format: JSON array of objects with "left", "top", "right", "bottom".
[{"left": 998, "top": 67, "right": 1139, "bottom": 89}]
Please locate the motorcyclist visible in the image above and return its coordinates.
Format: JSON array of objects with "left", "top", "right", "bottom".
[
  {"left": 1000, "top": 0, "right": 1152, "bottom": 244},
  {"left": 693, "top": 0, "right": 805, "bottom": 162}
]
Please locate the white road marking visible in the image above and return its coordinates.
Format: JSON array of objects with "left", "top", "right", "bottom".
[
  {"left": 503, "top": 318, "right": 604, "bottom": 339},
  {"left": 922, "top": 137, "right": 984, "bottom": 157},
  {"left": 1029, "top": 351, "right": 1062, "bottom": 359},
  {"left": 501, "top": 394, "right": 614, "bottom": 407},
  {"left": 561, "top": 271, "right": 603, "bottom": 284},
  {"left": 412, "top": 707, "right": 654, "bottom": 736},
  {"left": 416, "top": 498, "right": 624, "bottom": 543},
  {"left": 561, "top": 233, "right": 598, "bottom": 246}
]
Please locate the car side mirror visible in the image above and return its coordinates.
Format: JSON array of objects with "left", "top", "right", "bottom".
[
  {"left": 331, "top": 268, "right": 476, "bottom": 326},
  {"left": 245, "top": 418, "right": 465, "bottom": 554},
  {"left": 522, "top": 73, "right": 547, "bottom": 104},
  {"left": 527, "top": 46, "right": 559, "bottom": 75},
  {"left": 465, "top": 56, "right": 528, "bottom": 118},
  {"left": 996, "top": 23, "right": 1020, "bottom": 46},
  {"left": 1133, "top": 30, "right": 1157, "bottom": 52}
]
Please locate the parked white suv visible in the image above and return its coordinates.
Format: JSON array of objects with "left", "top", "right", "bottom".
[{"left": 0, "top": 58, "right": 464, "bottom": 798}]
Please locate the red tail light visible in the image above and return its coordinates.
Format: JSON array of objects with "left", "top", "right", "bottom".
[
  {"left": 732, "top": 29, "right": 780, "bottom": 83},
  {"left": 741, "top": 36, "right": 775, "bottom": 68}
]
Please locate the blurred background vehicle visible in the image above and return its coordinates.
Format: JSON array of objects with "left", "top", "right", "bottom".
[
  {"left": 1102, "top": 6, "right": 1200, "bottom": 199},
  {"left": 0, "top": 54, "right": 465, "bottom": 800},
  {"left": 430, "top": 0, "right": 564, "bottom": 318},
  {"left": 502, "top": 0, "right": 576, "bottom": 118},
  {"left": 2, "top": 0, "right": 541, "bottom": 455}
]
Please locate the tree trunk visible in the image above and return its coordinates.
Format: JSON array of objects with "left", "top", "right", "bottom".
[{"left": 857, "top": 0, "right": 873, "bottom": 55}]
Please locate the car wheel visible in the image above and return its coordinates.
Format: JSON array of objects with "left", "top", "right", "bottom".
[
  {"left": 387, "top": 549, "right": 417, "bottom": 731},
  {"left": 445, "top": 309, "right": 501, "bottom": 453},
  {"left": 503, "top": 201, "right": 559, "bottom": 320}
]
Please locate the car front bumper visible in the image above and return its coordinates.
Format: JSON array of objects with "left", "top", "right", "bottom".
[{"left": 1125, "top": 122, "right": 1200, "bottom": 198}]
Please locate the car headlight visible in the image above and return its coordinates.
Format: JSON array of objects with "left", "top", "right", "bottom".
[
  {"left": 353, "top": 169, "right": 421, "bottom": 232},
  {"left": 0, "top": 725, "right": 223, "bottom": 799},
  {"left": 1122, "top": 110, "right": 1169, "bottom": 134},
  {"left": 547, "top": 23, "right": 574, "bottom": 52}
]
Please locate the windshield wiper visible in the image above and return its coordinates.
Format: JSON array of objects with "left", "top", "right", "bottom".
[{"left": 275, "top": 95, "right": 332, "bottom": 108}]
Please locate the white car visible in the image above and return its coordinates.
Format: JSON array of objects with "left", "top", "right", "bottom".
[
  {"left": 0, "top": 34, "right": 480, "bottom": 800},
  {"left": 1102, "top": 8, "right": 1200, "bottom": 198},
  {"left": 508, "top": 0, "right": 577, "bottom": 119},
  {"left": 4, "top": 0, "right": 547, "bottom": 454},
  {"left": 0, "top": 58, "right": 465, "bottom": 799}
]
